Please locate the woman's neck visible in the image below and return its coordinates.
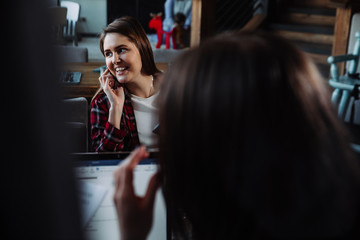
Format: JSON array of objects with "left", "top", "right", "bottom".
[{"left": 126, "top": 74, "right": 154, "bottom": 98}]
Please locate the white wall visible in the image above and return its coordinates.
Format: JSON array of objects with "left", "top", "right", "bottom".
[{"left": 71, "top": 0, "right": 107, "bottom": 35}]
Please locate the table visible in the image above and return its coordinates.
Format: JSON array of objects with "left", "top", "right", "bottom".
[{"left": 62, "top": 62, "right": 169, "bottom": 99}]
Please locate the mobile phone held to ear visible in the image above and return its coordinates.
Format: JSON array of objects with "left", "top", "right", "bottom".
[
  {"left": 104, "top": 69, "right": 122, "bottom": 90},
  {"left": 112, "top": 79, "right": 123, "bottom": 90}
]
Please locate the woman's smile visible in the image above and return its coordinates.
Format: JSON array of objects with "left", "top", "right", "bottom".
[
  {"left": 115, "top": 67, "right": 126, "bottom": 72},
  {"left": 114, "top": 65, "right": 129, "bottom": 77}
]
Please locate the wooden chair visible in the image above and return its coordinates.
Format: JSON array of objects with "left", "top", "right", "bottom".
[
  {"left": 327, "top": 13, "right": 360, "bottom": 153},
  {"left": 327, "top": 15, "right": 360, "bottom": 119}
]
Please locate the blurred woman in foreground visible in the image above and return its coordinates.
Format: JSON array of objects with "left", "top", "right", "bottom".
[{"left": 114, "top": 31, "right": 360, "bottom": 239}]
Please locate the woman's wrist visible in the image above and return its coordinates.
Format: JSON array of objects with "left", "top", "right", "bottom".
[
  {"left": 110, "top": 101, "right": 124, "bottom": 110},
  {"left": 109, "top": 103, "right": 123, "bottom": 129}
]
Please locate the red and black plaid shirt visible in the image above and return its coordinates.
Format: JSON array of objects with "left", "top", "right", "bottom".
[{"left": 90, "top": 89, "right": 140, "bottom": 152}]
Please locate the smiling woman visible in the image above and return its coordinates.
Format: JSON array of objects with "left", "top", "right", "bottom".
[{"left": 91, "top": 16, "right": 162, "bottom": 152}]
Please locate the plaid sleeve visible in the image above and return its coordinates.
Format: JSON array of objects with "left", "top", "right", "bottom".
[{"left": 90, "top": 93, "right": 129, "bottom": 152}]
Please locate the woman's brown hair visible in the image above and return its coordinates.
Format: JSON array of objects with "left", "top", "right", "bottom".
[{"left": 158, "top": 31, "right": 359, "bottom": 239}]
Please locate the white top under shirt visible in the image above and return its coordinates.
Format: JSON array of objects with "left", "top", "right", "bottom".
[{"left": 130, "top": 91, "right": 159, "bottom": 149}]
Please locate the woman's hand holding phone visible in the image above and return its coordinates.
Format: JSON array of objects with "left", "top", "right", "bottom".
[
  {"left": 98, "top": 68, "right": 125, "bottom": 129},
  {"left": 98, "top": 68, "right": 125, "bottom": 107}
]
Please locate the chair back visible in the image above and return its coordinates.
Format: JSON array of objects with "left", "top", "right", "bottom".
[
  {"left": 63, "top": 97, "right": 89, "bottom": 152},
  {"left": 55, "top": 45, "right": 88, "bottom": 62},
  {"left": 61, "top": 1, "right": 80, "bottom": 22},
  {"left": 60, "top": 1, "right": 80, "bottom": 45},
  {"left": 50, "top": 6, "right": 67, "bottom": 25},
  {"left": 49, "top": 6, "right": 67, "bottom": 44}
]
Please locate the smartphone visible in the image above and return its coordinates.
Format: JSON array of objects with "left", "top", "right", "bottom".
[{"left": 103, "top": 68, "right": 122, "bottom": 90}]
